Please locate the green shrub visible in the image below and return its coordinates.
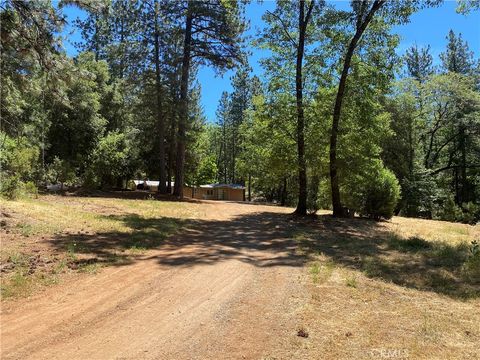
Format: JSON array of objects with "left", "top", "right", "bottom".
[
  {"left": 46, "top": 157, "right": 77, "bottom": 189},
  {"left": 0, "top": 133, "right": 39, "bottom": 180},
  {"left": 0, "top": 132, "right": 40, "bottom": 199},
  {"left": 89, "top": 131, "right": 137, "bottom": 188},
  {"left": 459, "top": 202, "right": 479, "bottom": 225},
  {"left": 463, "top": 240, "right": 480, "bottom": 284},
  {"left": 342, "top": 159, "right": 400, "bottom": 220},
  {"left": 0, "top": 174, "right": 21, "bottom": 199},
  {"left": 23, "top": 181, "right": 38, "bottom": 197},
  {"left": 0, "top": 176, "right": 38, "bottom": 200},
  {"left": 359, "top": 167, "right": 401, "bottom": 220},
  {"left": 438, "top": 196, "right": 463, "bottom": 222},
  {"left": 436, "top": 198, "right": 479, "bottom": 224}
]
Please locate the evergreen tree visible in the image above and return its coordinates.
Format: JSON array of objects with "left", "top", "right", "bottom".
[
  {"left": 173, "top": 0, "right": 246, "bottom": 198},
  {"left": 216, "top": 92, "right": 231, "bottom": 183},
  {"left": 440, "top": 30, "right": 475, "bottom": 75},
  {"left": 405, "top": 44, "right": 434, "bottom": 82}
]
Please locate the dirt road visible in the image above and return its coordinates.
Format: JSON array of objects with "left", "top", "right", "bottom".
[{"left": 1, "top": 202, "right": 306, "bottom": 359}]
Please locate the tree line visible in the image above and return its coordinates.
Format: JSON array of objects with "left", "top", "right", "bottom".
[{"left": 1, "top": 0, "right": 479, "bottom": 223}]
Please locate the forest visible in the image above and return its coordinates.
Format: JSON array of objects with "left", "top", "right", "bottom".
[{"left": 1, "top": 0, "right": 479, "bottom": 223}]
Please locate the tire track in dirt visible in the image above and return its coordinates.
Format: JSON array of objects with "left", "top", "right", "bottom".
[{"left": 1, "top": 202, "right": 305, "bottom": 360}]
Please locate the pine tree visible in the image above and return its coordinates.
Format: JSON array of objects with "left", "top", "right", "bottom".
[
  {"left": 173, "top": 0, "right": 246, "bottom": 198},
  {"left": 440, "top": 30, "right": 477, "bottom": 205},
  {"left": 216, "top": 92, "right": 231, "bottom": 183},
  {"left": 440, "top": 30, "right": 475, "bottom": 75},
  {"left": 405, "top": 44, "right": 434, "bottom": 82}
]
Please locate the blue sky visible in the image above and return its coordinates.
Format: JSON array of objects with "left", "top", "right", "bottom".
[{"left": 61, "top": 1, "right": 480, "bottom": 122}]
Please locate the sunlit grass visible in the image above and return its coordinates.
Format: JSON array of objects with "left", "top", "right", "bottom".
[{"left": 0, "top": 194, "right": 200, "bottom": 299}]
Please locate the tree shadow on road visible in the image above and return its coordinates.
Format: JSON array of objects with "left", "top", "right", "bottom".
[{"left": 49, "top": 211, "right": 305, "bottom": 270}]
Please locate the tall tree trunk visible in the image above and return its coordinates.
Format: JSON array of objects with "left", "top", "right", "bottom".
[
  {"left": 167, "top": 136, "right": 174, "bottom": 194},
  {"left": 329, "top": 0, "right": 384, "bottom": 217},
  {"left": 459, "top": 125, "right": 467, "bottom": 204},
  {"left": 154, "top": 0, "right": 167, "bottom": 194},
  {"left": 223, "top": 121, "right": 227, "bottom": 183},
  {"left": 281, "top": 177, "right": 287, "bottom": 206},
  {"left": 293, "top": 0, "right": 311, "bottom": 215},
  {"left": 232, "top": 126, "right": 236, "bottom": 183},
  {"left": 248, "top": 173, "right": 251, "bottom": 201},
  {"left": 173, "top": 8, "right": 193, "bottom": 199}
]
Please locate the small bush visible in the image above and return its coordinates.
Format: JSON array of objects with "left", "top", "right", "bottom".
[
  {"left": 46, "top": 157, "right": 77, "bottom": 189},
  {"left": 0, "top": 174, "right": 21, "bottom": 199},
  {"left": 438, "top": 196, "right": 463, "bottom": 222},
  {"left": 436, "top": 198, "right": 479, "bottom": 224},
  {"left": 0, "top": 176, "right": 38, "bottom": 200},
  {"left": 459, "top": 202, "right": 479, "bottom": 225},
  {"left": 357, "top": 167, "right": 401, "bottom": 220},
  {"left": 23, "top": 181, "right": 38, "bottom": 197}
]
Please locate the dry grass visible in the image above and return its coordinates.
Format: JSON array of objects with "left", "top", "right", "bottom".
[
  {"left": 387, "top": 216, "right": 478, "bottom": 245},
  {"left": 292, "top": 214, "right": 480, "bottom": 360},
  {"left": 1, "top": 195, "right": 479, "bottom": 358},
  {"left": 0, "top": 194, "right": 201, "bottom": 299}
]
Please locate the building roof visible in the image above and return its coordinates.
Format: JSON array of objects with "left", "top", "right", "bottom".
[
  {"left": 132, "top": 180, "right": 174, "bottom": 187},
  {"left": 131, "top": 180, "right": 244, "bottom": 190},
  {"left": 199, "top": 183, "right": 245, "bottom": 190}
]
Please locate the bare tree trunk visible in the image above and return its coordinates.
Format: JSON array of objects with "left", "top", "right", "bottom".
[
  {"left": 459, "top": 125, "right": 467, "bottom": 204},
  {"left": 167, "top": 135, "right": 174, "bottom": 194},
  {"left": 281, "top": 177, "right": 287, "bottom": 206},
  {"left": 223, "top": 120, "right": 227, "bottom": 183},
  {"left": 173, "top": 7, "right": 193, "bottom": 199},
  {"left": 232, "top": 126, "right": 236, "bottom": 183},
  {"left": 329, "top": 0, "right": 384, "bottom": 217},
  {"left": 248, "top": 173, "right": 251, "bottom": 201},
  {"left": 294, "top": 0, "right": 314, "bottom": 215},
  {"left": 154, "top": 0, "right": 167, "bottom": 194}
]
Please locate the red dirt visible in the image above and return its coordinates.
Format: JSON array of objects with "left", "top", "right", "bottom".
[{"left": 1, "top": 202, "right": 306, "bottom": 359}]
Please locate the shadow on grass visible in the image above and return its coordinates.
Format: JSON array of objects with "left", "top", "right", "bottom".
[
  {"left": 48, "top": 210, "right": 478, "bottom": 300},
  {"left": 296, "top": 215, "right": 478, "bottom": 300}
]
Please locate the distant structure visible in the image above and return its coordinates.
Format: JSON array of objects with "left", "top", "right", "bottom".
[
  {"left": 130, "top": 181, "right": 245, "bottom": 201},
  {"left": 186, "top": 184, "right": 245, "bottom": 201}
]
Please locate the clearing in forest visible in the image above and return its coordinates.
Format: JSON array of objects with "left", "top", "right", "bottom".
[{"left": 1, "top": 194, "right": 479, "bottom": 359}]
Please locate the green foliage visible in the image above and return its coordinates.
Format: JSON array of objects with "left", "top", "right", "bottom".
[
  {"left": 46, "top": 52, "right": 108, "bottom": 172},
  {"left": 0, "top": 133, "right": 40, "bottom": 198},
  {"left": 460, "top": 202, "right": 480, "bottom": 224},
  {"left": 361, "top": 167, "right": 401, "bottom": 220},
  {"left": 437, "top": 196, "right": 464, "bottom": 222},
  {"left": 89, "top": 131, "right": 138, "bottom": 188},
  {"left": 437, "top": 198, "right": 480, "bottom": 224},
  {"left": 46, "top": 157, "right": 77, "bottom": 188},
  {"left": 0, "top": 133, "right": 40, "bottom": 180},
  {"left": 405, "top": 44, "right": 433, "bottom": 81},
  {"left": 344, "top": 163, "right": 401, "bottom": 220},
  {"left": 307, "top": 174, "right": 321, "bottom": 215},
  {"left": 0, "top": 175, "right": 21, "bottom": 199},
  {"left": 194, "top": 156, "right": 218, "bottom": 187},
  {"left": 440, "top": 30, "right": 475, "bottom": 74}
]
